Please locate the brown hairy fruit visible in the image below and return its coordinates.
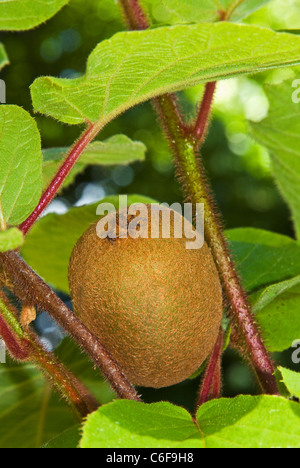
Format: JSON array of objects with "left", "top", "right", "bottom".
[{"left": 68, "top": 205, "right": 223, "bottom": 388}]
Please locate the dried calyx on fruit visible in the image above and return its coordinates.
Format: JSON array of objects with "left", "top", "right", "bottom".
[{"left": 68, "top": 205, "right": 223, "bottom": 388}]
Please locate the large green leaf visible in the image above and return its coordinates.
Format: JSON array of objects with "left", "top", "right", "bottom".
[
  {"left": 0, "top": 338, "right": 114, "bottom": 448},
  {"left": 0, "top": 105, "right": 43, "bottom": 226},
  {"left": 21, "top": 194, "right": 158, "bottom": 292},
  {"left": 226, "top": 228, "right": 300, "bottom": 291},
  {"left": 0, "top": 0, "right": 69, "bottom": 31},
  {"left": 142, "top": 0, "right": 271, "bottom": 24},
  {"left": 80, "top": 396, "right": 300, "bottom": 448},
  {"left": 251, "top": 275, "right": 300, "bottom": 351},
  {"left": 31, "top": 23, "right": 300, "bottom": 126},
  {"left": 42, "top": 134, "right": 146, "bottom": 190},
  {"left": 0, "top": 228, "right": 23, "bottom": 252},
  {"left": 250, "top": 81, "right": 300, "bottom": 238},
  {"left": 0, "top": 43, "right": 9, "bottom": 71},
  {"left": 0, "top": 360, "right": 76, "bottom": 448}
]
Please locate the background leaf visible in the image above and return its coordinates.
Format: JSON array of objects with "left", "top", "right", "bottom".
[
  {"left": 0, "top": 227, "right": 23, "bottom": 252},
  {"left": 31, "top": 23, "right": 300, "bottom": 125},
  {"left": 0, "top": 105, "right": 43, "bottom": 226},
  {"left": 0, "top": 43, "right": 8, "bottom": 71},
  {"left": 227, "top": 228, "right": 300, "bottom": 291},
  {"left": 80, "top": 396, "right": 300, "bottom": 448},
  {"left": 21, "top": 194, "right": 158, "bottom": 292},
  {"left": 0, "top": 0, "right": 69, "bottom": 31},
  {"left": 276, "top": 366, "right": 300, "bottom": 400},
  {"left": 250, "top": 80, "right": 300, "bottom": 238},
  {"left": 42, "top": 425, "right": 80, "bottom": 449},
  {"left": 0, "top": 360, "right": 76, "bottom": 448},
  {"left": 251, "top": 275, "right": 300, "bottom": 351},
  {"left": 141, "top": 0, "right": 271, "bottom": 24},
  {"left": 42, "top": 134, "right": 146, "bottom": 190}
]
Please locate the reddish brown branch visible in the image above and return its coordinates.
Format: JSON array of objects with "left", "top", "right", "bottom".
[
  {"left": 19, "top": 123, "right": 100, "bottom": 235},
  {"left": 197, "top": 329, "right": 223, "bottom": 410},
  {"left": 0, "top": 291, "right": 99, "bottom": 418},
  {"left": 0, "top": 314, "right": 29, "bottom": 360},
  {"left": 193, "top": 82, "right": 217, "bottom": 143}
]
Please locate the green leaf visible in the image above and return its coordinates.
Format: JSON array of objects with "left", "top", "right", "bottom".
[
  {"left": 55, "top": 338, "right": 116, "bottom": 405},
  {"left": 0, "top": 43, "right": 9, "bottom": 71},
  {"left": 42, "top": 135, "right": 146, "bottom": 190},
  {"left": 249, "top": 81, "right": 300, "bottom": 238},
  {"left": 80, "top": 400, "right": 202, "bottom": 448},
  {"left": 43, "top": 425, "right": 80, "bottom": 449},
  {"left": 0, "top": 336, "right": 115, "bottom": 448},
  {"left": 227, "top": 0, "right": 271, "bottom": 22},
  {"left": 197, "top": 395, "right": 300, "bottom": 448},
  {"left": 0, "top": 0, "right": 69, "bottom": 31},
  {"left": 0, "top": 227, "right": 23, "bottom": 252},
  {"left": 21, "top": 194, "right": 158, "bottom": 292},
  {"left": 31, "top": 23, "right": 300, "bottom": 125},
  {"left": 251, "top": 275, "right": 300, "bottom": 351},
  {"left": 276, "top": 367, "right": 300, "bottom": 400},
  {"left": 0, "top": 360, "right": 76, "bottom": 448},
  {"left": 80, "top": 396, "right": 300, "bottom": 448},
  {"left": 142, "top": 0, "right": 271, "bottom": 24},
  {"left": 0, "top": 105, "right": 43, "bottom": 226},
  {"left": 226, "top": 228, "right": 300, "bottom": 291}
]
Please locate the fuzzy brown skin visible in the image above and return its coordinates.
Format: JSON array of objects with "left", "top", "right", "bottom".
[{"left": 69, "top": 206, "right": 223, "bottom": 388}]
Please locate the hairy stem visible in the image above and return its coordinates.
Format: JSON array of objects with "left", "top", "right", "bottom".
[
  {"left": 196, "top": 329, "right": 224, "bottom": 410},
  {"left": 193, "top": 82, "right": 217, "bottom": 143},
  {"left": 0, "top": 292, "right": 99, "bottom": 418},
  {"left": 119, "top": 0, "right": 149, "bottom": 30},
  {"left": 19, "top": 123, "right": 100, "bottom": 235},
  {"left": 0, "top": 251, "right": 141, "bottom": 402},
  {"left": 119, "top": 0, "right": 279, "bottom": 395}
]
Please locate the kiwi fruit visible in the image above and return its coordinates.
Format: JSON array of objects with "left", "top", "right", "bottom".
[{"left": 68, "top": 204, "right": 223, "bottom": 388}]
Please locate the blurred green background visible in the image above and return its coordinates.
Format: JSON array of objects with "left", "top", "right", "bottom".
[{"left": 1, "top": 0, "right": 300, "bottom": 412}]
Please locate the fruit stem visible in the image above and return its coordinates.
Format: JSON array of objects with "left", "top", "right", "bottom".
[
  {"left": 0, "top": 291, "right": 99, "bottom": 418},
  {"left": 118, "top": 0, "right": 279, "bottom": 396},
  {"left": 0, "top": 251, "right": 141, "bottom": 402},
  {"left": 119, "top": 0, "right": 149, "bottom": 30},
  {"left": 196, "top": 328, "right": 224, "bottom": 411},
  {"left": 19, "top": 122, "right": 100, "bottom": 235}
]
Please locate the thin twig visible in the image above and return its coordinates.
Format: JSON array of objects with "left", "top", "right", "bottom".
[
  {"left": 193, "top": 82, "right": 217, "bottom": 143},
  {"left": 19, "top": 123, "right": 100, "bottom": 235},
  {"left": 196, "top": 329, "right": 224, "bottom": 410}
]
